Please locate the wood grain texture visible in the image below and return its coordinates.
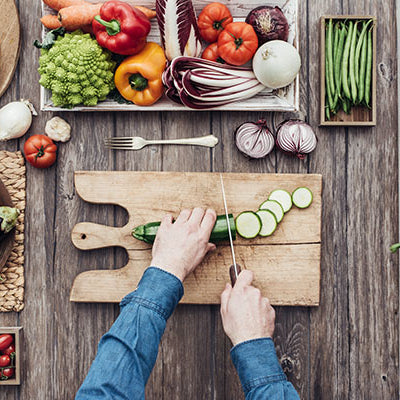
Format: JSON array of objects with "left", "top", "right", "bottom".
[
  {"left": 0, "top": 0, "right": 20, "bottom": 99},
  {"left": 69, "top": 171, "right": 322, "bottom": 305},
  {"left": 0, "top": 0, "right": 398, "bottom": 398}
]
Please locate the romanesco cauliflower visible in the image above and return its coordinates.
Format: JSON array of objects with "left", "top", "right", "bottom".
[{"left": 38, "top": 31, "right": 116, "bottom": 108}]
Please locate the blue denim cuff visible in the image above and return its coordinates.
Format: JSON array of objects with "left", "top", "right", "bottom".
[
  {"left": 230, "top": 337, "right": 287, "bottom": 395},
  {"left": 120, "top": 267, "right": 184, "bottom": 320}
]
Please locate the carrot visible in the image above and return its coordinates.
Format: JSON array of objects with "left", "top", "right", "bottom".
[
  {"left": 40, "top": 14, "right": 62, "bottom": 29},
  {"left": 43, "top": 0, "right": 86, "bottom": 12},
  {"left": 58, "top": 3, "right": 102, "bottom": 31},
  {"left": 133, "top": 5, "right": 156, "bottom": 20}
]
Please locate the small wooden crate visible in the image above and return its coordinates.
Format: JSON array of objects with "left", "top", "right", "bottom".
[
  {"left": 320, "top": 15, "right": 376, "bottom": 126},
  {"left": 0, "top": 327, "right": 22, "bottom": 385}
]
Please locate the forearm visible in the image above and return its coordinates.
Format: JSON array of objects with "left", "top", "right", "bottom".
[
  {"left": 75, "top": 267, "right": 183, "bottom": 400},
  {"left": 231, "top": 338, "right": 300, "bottom": 400}
]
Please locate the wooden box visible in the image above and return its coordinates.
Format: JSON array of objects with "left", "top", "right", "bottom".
[
  {"left": 40, "top": 0, "right": 300, "bottom": 112},
  {"left": 320, "top": 15, "right": 376, "bottom": 126},
  {"left": 0, "top": 327, "right": 22, "bottom": 385}
]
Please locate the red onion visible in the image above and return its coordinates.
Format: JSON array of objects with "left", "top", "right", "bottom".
[
  {"left": 276, "top": 120, "right": 317, "bottom": 159},
  {"left": 235, "top": 120, "right": 274, "bottom": 159},
  {"left": 245, "top": 6, "right": 289, "bottom": 46}
]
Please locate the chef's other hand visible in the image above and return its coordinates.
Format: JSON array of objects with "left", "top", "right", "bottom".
[
  {"left": 220, "top": 270, "right": 275, "bottom": 346},
  {"left": 151, "top": 208, "right": 217, "bottom": 282}
]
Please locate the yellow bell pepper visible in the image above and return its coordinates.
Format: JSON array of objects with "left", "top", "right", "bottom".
[{"left": 114, "top": 42, "right": 167, "bottom": 106}]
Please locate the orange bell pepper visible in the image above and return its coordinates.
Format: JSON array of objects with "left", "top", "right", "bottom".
[{"left": 114, "top": 42, "right": 166, "bottom": 106}]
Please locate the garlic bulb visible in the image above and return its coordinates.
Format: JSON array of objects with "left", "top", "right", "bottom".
[{"left": 0, "top": 100, "right": 37, "bottom": 141}]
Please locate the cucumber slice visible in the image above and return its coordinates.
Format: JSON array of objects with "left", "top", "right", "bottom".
[
  {"left": 256, "top": 210, "right": 277, "bottom": 237},
  {"left": 292, "top": 187, "right": 313, "bottom": 209},
  {"left": 259, "top": 200, "right": 284, "bottom": 223},
  {"left": 235, "top": 211, "right": 262, "bottom": 239},
  {"left": 268, "top": 189, "right": 292, "bottom": 213}
]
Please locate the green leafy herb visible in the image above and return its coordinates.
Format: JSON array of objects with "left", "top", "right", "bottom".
[{"left": 34, "top": 27, "right": 66, "bottom": 50}]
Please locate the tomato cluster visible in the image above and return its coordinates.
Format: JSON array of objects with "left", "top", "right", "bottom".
[
  {"left": 0, "top": 334, "right": 16, "bottom": 380},
  {"left": 198, "top": 2, "right": 258, "bottom": 66}
]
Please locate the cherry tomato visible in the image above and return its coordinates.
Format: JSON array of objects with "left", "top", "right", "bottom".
[
  {"left": 2, "top": 343, "right": 15, "bottom": 356},
  {"left": 0, "top": 355, "right": 10, "bottom": 367},
  {"left": 0, "top": 335, "right": 13, "bottom": 351},
  {"left": 24, "top": 135, "right": 57, "bottom": 169},
  {"left": 218, "top": 22, "right": 258, "bottom": 66},
  {"left": 2, "top": 367, "right": 14, "bottom": 378},
  {"left": 198, "top": 2, "right": 233, "bottom": 43},
  {"left": 201, "top": 43, "right": 225, "bottom": 63}
]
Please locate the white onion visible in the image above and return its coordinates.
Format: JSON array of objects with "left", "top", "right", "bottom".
[
  {"left": 252, "top": 40, "right": 301, "bottom": 89},
  {"left": 235, "top": 120, "right": 275, "bottom": 159},
  {"left": 0, "top": 100, "right": 37, "bottom": 141},
  {"left": 276, "top": 120, "right": 317, "bottom": 159}
]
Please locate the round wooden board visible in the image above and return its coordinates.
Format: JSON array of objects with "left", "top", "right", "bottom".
[
  {"left": 0, "top": 0, "right": 21, "bottom": 99},
  {"left": 0, "top": 178, "right": 15, "bottom": 271}
]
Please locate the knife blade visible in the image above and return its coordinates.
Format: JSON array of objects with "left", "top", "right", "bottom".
[{"left": 220, "top": 174, "right": 241, "bottom": 286}]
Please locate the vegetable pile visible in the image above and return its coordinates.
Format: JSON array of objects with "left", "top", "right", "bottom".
[
  {"left": 37, "top": 0, "right": 300, "bottom": 109},
  {"left": 324, "top": 18, "right": 374, "bottom": 119},
  {"left": 0, "top": 207, "right": 20, "bottom": 242},
  {"left": 0, "top": 334, "right": 16, "bottom": 381},
  {"left": 235, "top": 187, "right": 313, "bottom": 239}
]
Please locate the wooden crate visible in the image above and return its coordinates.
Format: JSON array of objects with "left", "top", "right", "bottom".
[
  {"left": 320, "top": 15, "right": 376, "bottom": 126},
  {"left": 0, "top": 327, "right": 22, "bottom": 385},
  {"left": 40, "top": 0, "right": 300, "bottom": 112}
]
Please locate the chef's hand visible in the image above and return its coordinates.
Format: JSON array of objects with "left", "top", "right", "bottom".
[
  {"left": 151, "top": 208, "right": 217, "bottom": 282},
  {"left": 220, "top": 270, "right": 275, "bottom": 346}
]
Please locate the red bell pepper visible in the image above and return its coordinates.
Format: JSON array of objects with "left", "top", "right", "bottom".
[{"left": 92, "top": 1, "right": 151, "bottom": 56}]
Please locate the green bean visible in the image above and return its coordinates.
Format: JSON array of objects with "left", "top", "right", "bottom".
[
  {"left": 358, "top": 30, "right": 368, "bottom": 103},
  {"left": 327, "top": 19, "right": 336, "bottom": 96},
  {"left": 342, "top": 21, "right": 353, "bottom": 100},
  {"left": 325, "top": 26, "right": 335, "bottom": 111},
  {"left": 333, "top": 22, "right": 340, "bottom": 67},
  {"left": 365, "top": 28, "right": 373, "bottom": 107},
  {"left": 334, "top": 24, "right": 347, "bottom": 98},
  {"left": 349, "top": 21, "right": 358, "bottom": 103},
  {"left": 325, "top": 101, "right": 331, "bottom": 120},
  {"left": 354, "top": 20, "right": 372, "bottom": 89}
]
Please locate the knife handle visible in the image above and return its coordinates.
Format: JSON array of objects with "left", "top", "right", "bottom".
[{"left": 229, "top": 264, "right": 242, "bottom": 287}]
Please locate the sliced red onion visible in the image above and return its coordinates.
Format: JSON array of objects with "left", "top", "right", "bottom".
[
  {"left": 276, "top": 120, "right": 317, "bottom": 159},
  {"left": 235, "top": 120, "right": 275, "bottom": 159}
]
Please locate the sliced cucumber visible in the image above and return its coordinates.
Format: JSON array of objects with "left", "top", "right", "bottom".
[
  {"left": 259, "top": 199, "right": 284, "bottom": 223},
  {"left": 256, "top": 210, "right": 277, "bottom": 237},
  {"left": 268, "top": 189, "right": 292, "bottom": 213},
  {"left": 292, "top": 187, "right": 313, "bottom": 209},
  {"left": 235, "top": 211, "right": 262, "bottom": 239}
]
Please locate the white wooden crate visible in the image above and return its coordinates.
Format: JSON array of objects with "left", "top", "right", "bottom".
[{"left": 40, "top": 0, "right": 299, "bottom": 112}]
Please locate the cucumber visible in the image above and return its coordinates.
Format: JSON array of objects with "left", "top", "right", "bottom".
[
  {"left": 132, "top": 214, "right": 236, "bottom": 244},
  {"left": 259, "top": 200, "right": 284, "bottom": 223},
  {"left": 256, "top": 210, "right": 277, "bottom": 237},
  {"left": 292, "top": 187, "right": 313, "bottom": 209},
  {"left": 235, "top": 211, "right": 262, "bottom": 239},
  {"left": 268, "top": 189, "right": 292, "bottom": 213}
]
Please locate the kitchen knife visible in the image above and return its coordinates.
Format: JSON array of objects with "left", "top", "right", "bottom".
[{"left": 220, "top": 174, "right": 241, "bottom": 286}]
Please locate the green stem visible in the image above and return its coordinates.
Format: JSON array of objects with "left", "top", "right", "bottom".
[
  {"left": 227, "top": 31, "right": 243, "bottom": 50},
  {"left": 129, "top": 74, "right": 148, "bottom": 91},
  {"left": 94, "top": 15, "right": 121, "bottom": 36}
]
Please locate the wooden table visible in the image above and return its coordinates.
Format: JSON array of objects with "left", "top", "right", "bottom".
[{"left": 0, "top": 0, "right": 398, "bottom": 398}]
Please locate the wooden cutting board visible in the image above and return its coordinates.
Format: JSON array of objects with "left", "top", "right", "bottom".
[
  {"left": 0, "top": 0, "right": 21, "bottom": 98},
  {"left": 70, "top": 171, "right": 322, "bottom": 306}
]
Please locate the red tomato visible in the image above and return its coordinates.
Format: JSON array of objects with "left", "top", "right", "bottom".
[
  {"left": 2, "top": 343, "right": 15, "bottom": 356},
  {"left": 217, "top": 22, "right": 258, "bottom": 66},
  {"left": 0, "top": 355, "right": 10, "bottom": 367},
  {"left": 24, "top": 135, "right": 57, "bottom": 169},
  {"left": 2, "top": 367, "right": 14, "bottom": 378},
  {"left": 198, "top": 2, "right": 233, "bottom": 42},
  {"left": 201, "top": 43, "right": 225, "bottom": 63},
  {"left": 0, "top": 335, "right": 13, "bottom": 351}
]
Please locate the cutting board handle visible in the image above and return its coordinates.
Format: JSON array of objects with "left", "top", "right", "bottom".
[{"left": 71, "top": 222, "right": 134, "bottom": 250}]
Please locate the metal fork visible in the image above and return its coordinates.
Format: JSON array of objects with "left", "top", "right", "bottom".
[{"left": 104, "top": 135, "right": 219, "bottom": 150}]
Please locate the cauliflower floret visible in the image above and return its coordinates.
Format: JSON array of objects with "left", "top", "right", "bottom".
[{"left": 38, "top": 31, "right": 116, "bottom": 108}]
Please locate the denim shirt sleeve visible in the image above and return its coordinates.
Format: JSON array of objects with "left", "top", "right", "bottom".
[
  {"left": 75, "top": 267, "right": 183, "bottom": 400},
  {"left": 231, "top": 338, "right": 300, "bottom": 400}
]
